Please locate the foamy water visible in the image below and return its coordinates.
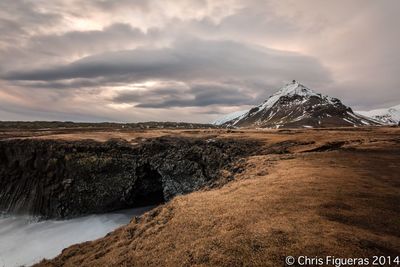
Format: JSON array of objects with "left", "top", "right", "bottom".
[{"left": 0, "top": 206, "right": 154, "bottom": 267}]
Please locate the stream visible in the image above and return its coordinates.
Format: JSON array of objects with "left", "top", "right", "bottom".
[{"left": 0, "top": 206, "right": 154, "bottom": 267}]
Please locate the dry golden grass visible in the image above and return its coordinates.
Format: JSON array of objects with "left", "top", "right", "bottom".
[{"left": 29, "top": 127, "right": 400, "bottom": 267}]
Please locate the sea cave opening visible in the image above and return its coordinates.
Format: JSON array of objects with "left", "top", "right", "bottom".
[{"left": 129, "top": 163, "right": 165, "bottom": 207}]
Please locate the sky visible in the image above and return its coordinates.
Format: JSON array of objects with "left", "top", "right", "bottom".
[{"left": 0, "top": 0, "right": 399, "bottom": 123}]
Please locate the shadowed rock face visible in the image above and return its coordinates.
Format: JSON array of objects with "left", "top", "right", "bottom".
[{"left": 0, "top": 137, "right": 257, "bottom": 219}]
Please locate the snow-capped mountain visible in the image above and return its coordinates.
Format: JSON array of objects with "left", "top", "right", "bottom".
[
  {"left": 357, "top": 104, "right": 400, "bottom": 125},
  {"left": 219, "top": 80, "right": 380, "bottom": 128}
]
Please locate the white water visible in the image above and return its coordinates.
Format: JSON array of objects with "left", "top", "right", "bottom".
[{"left": 0, "top": 206, "right": 154, "bottom": 267}]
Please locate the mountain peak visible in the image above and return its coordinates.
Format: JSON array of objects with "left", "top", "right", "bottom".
[
  {"left": 274, "top": 80, "right": 317, "bottom": 97},
  {"left": 215, "top": 81, "right": 380, "bottom": 128},
  {"left": 258, "top": 81, "right": 319, "bottom": 112}
]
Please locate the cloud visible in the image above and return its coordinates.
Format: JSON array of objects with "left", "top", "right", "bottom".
[
  {"left": 27, "top": 23, "right": 160, "bottom": 58},
  {"left": 3, "top": 38, "right": 331, "bottom": 84},
  {"left": 113, "top": 82, "right": 258, "bottom": 108},
  {"left": 2, "top": 37, "right": 332, "bottom": 110},
  {"left": 0, "top": 0, "right": 399, "bottom": 122},
  {"left": 0, "top": 0, "right": 62, "bottom": 45}
]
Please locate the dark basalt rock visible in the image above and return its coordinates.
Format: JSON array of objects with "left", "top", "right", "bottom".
[{"left": 0, "top": 137, "right": 257, "bottom": 219}]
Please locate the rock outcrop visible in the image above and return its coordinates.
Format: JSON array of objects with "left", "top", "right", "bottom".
[{"left": 0, "top": 137, "right": 257, "bottom": 219}]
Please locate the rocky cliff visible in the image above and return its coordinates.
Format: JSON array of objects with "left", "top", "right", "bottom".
[{"left": 0, "top": 136, "right": 257, "bottom": 219}]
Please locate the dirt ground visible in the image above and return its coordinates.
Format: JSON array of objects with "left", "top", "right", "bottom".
[{"left": 9, "top": 126, "right": 398, "bottom": 267}]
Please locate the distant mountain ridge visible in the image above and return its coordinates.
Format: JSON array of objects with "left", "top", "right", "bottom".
[
  {"left": 357, "top": 104, "right": 400, "bottom": 125},
  {"left": 214, "top": 81, "right": 380, "bottom": 128}
]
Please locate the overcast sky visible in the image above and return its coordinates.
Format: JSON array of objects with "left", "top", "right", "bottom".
[{"left": 0, "top": 0, "right": 399, "bottom": 122}]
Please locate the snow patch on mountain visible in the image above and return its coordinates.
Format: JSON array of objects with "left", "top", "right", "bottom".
[
  {"left": 257, "top": 81, "right": 320, "bottom": 110},
  {"left": 212, "top": 110, "right": 249, "bottom": 125},
  {"left": 238, "top": 80, "right": 337, "bottom": 119},
  {"left": 357, "top": 104, "right": 400, "bottom": 125}
]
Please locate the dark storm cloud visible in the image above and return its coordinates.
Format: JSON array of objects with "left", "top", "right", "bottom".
[
  {"left": 3, "top": 38, "right": 331, "bottom": 85},
  {"left": 14, "top": 79, "right": 106, "bottom": 90},
  {"left": 113, "top": 82, "right": 258, "bottom": 108}
]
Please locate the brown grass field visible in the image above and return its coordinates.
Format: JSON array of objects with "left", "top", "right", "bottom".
[{"left": 3, "top": 126, "right": 398, "bottom": 266}]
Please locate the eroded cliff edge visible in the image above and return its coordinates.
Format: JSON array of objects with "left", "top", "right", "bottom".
[{"left": 0, "top": 136, "right": 258, "bottom": 218}]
